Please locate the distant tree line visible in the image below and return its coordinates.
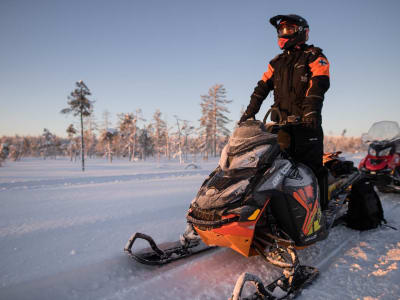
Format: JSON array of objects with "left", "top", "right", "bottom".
[
  {"left": 0, "top": 83, "right": 233, "bottom": 166},
  {"left": 0, "top": 127, "right": 368, "bottom": 167},
  {"left": 324, "top": 135, "right": 368, "bottom": 153}
]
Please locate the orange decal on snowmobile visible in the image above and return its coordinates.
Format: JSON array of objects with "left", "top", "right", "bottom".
[
  {"left": 222, "top": 214, "right": 239, "bottom": 219},
  {"left": 248, "top": 209, "right": 260, "bottom": 221},
  {"left": 304, "top": 185, "right": 314, "bottom": 198},
  {"left": 194, "top": 200, "right": 270, "bottom": 257},
  {"left": 293, "top": 188, "right": 319, "bottom": 236}
]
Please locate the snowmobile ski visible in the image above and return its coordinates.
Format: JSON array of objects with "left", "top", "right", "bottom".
[
  {"left": 230, "top": 265, "right": 319, "bottom": 300},
  {"left": 124, "top": 232, "right": 213, "bottom": 265}
]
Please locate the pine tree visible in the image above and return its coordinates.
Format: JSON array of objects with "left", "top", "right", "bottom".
[
  {"left": 100, "top": 128, "right": 118, "bottom": 162},
  {"left": 138, "top": 126, "right": 154, "bottom": 160},
  {"left": 61, "top": 81, "right": 93, "bottom": 171},
  {"left": 66, "top": 124, "right": 77, "bottom": 161},
  {"left": 41, "top": 128, "right": 56, "bottom": 159},
  {"left": 119, "top": 113, "right": 135, "bottom": 160},
  {"left": 199, "top": 84, "right": 232, "bottom": 157}
]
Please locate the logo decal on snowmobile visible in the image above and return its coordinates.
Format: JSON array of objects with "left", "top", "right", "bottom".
[{"left": 272, "top": 162, "right": 292, "bottom": 187}]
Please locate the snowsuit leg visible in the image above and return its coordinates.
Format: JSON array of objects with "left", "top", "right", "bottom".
[
  {"left": 277, "top": 125, "right": 323, "bottom": 171},
  {"left": 278, "top": 125, "right": 328, "bottom": 209}
]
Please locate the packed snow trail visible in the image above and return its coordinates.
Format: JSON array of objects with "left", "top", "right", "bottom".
[{"left": 0, "top": 157, "right": 399, "bottom": 299}]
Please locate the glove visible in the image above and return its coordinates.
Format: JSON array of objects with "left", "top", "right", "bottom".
[
  {"left": 239, "top": 112, "right": 254, "bottom": 124},
  {"left": 302, "top": 111, "right": 319, "bottom": 129}
]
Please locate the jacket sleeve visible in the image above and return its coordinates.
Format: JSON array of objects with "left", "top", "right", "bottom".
[
  {"left": 244, "top": 63, "right": 274, "bottom": 117},
  {"left": 303, "top": 54, "right": 330, "bottom": 114}
]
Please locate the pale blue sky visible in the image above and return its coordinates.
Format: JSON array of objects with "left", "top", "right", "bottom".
[{"left": 1, "top": 0, "right": 399, "bottom": 137}]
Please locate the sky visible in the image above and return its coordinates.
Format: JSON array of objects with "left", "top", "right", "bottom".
[{"left": 1, "top": 0, "right": 399, "bottom": 138}]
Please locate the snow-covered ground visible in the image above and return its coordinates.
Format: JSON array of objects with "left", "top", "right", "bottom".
[{"left": 0, "top": 155, "right": 399, "bottom": 300}]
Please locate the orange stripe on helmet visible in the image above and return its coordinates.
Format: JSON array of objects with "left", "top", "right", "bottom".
[
  {"left": 261, "top": 64, "right": 274, "bottom": 82},
  {"left": 309, "top": 56, "right": 330, "bottom": 77}
]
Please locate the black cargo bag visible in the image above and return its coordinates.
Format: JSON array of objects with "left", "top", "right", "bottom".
[{"left": 345, "top": 177, "right": 386, "bottom": 230}]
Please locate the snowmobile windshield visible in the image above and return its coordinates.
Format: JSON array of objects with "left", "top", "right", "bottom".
[
  {"left": 362, "top": 121, "right": 400, "bottom": 143},
  {"left": 219, "top": 144, "right": 271, "bottom": 172}
]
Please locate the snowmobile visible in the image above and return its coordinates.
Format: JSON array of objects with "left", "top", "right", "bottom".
[
  {"left": 359, "top": 121, "right": 400, "bottom": 193},
  {"left": 124, "top": 111, "right": 360, "bottom": 299}
]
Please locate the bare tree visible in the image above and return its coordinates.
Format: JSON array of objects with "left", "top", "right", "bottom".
[
  {"left": 174, "top": 115, "right": 184, "bottom": 164},
  {"left": 84, "top": 108, "right": 98, "bottom": 158},
  {"left": 101, "top": 110, "right": 111, "bottom": 132},
  {"left": 164, "top": 120, "right": 173, "bottom": 160},
  {"left": 61, "top": 80, "right": 93, "bottom": 171},
  {"left": 181, "top": 120, "right": 194, "bottom": 161},
  {"left": 198, "top": 100, "right": 212, "bottom": 160},
  {"left": 152, "top": 109, "right": 167, "bottom": 162},
  {"left": 119, "top": 109, "right": 144, "bottom": 161}
]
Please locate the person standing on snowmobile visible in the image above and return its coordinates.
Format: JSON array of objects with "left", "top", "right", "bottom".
[{"left": 239, "top": 14, "right": 330, "bottom": 209}]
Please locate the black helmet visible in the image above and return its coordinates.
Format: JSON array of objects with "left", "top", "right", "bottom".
[{"left": 269, "top": 14, "right": 309, "bottom": 50}]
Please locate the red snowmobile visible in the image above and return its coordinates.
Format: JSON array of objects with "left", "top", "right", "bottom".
[
  {"left": 359, "top": 121, "right": 400, "bottom": 193},
  {"left": 124, "top": 114, "right": 359, "bottom": 299}
]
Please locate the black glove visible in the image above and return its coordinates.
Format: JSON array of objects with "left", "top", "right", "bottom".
[
  {"left": 239, "top": 112, "right": 254, "bottom": 124},
  {"left": 302, "top": 111, "right": 319, "bottom": 129}
]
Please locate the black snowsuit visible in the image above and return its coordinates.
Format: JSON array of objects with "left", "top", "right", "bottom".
[{"left": 243, "top": 43, "right": 330, "bottom": 208}]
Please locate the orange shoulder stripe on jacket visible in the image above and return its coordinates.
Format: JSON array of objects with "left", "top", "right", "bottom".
[
  {"left": 261, "top": 64, "right": 274, "bottom": 82},
  {"left": 309, "top": 56, "right": 330, "bottom": 77}
]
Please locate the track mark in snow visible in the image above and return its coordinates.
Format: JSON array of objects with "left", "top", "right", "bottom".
[
  {"left": 0, "top": 215, "right": 106, "bottom": 237},
  {"left": 0, "top": 169, "right": 210, "bottom": 191},
  {"left": 0, "top": 248, "right": 220, "bottom": 300},
  {"left": 315, "top": 234, "right": 354, "bottom": 271},
  {"left": 0, "top": 203, "right": 187, "bottom": 238}
]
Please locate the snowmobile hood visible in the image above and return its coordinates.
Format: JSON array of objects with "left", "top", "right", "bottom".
[{"left": 194, "top": 177, "right": 250, "bottom": 209}]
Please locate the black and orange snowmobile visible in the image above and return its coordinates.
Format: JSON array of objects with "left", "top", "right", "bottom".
[{"left": 124, "top": 115, "right": 360, "bottom": 299}]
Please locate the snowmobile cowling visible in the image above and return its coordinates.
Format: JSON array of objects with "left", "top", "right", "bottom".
[{"left": 187, "top": 120, "right": 327, "bottom": 255}]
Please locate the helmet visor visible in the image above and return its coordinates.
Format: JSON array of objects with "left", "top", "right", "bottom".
[{"left": 277, "top": 23, "right": 299, "bottom": 37}]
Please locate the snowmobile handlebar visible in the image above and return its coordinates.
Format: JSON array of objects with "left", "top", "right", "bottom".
[{"left": 263, "top": 108, "right": 306, "bottom": 126}]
